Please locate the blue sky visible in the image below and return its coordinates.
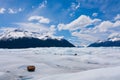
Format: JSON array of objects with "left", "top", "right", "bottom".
[{"left": 0, "top": 0, "right": 120, "bottom": 46}]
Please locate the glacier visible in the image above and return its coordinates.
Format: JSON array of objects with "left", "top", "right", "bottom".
[{"left": 0, "top": 47, "right": 120, "bottom": 80}]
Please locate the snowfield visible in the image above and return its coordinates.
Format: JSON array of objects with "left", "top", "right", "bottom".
[
  {"left": 0, "top": 47, "right": 120, "bottom": 80},
  {"left": 40, "top": 66, "right": 120, "bottom": 80}
]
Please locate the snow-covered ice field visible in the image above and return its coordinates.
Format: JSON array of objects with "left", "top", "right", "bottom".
[{"left": 0, "top": 47, "right": 120, "bottom": 80}]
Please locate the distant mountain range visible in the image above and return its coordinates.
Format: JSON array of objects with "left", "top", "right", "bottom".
[
  {"left": 0, "top": 29, "right": 75, "bottom": 48},
  {"left": 88, "top": 33, "right": 120, "bottom": 47}
]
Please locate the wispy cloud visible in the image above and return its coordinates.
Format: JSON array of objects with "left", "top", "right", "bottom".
[
  {"left": 8, "top": 8, "right": 23, "bottom": 14},
  {"left": 0, "top": 27, "right": 17, "bottom": 33},
  {"left": 71, "top": 2, "right": 80, "bottom": 11},
  {"left": 18, "top": 8, "right": 23, "bottom": 12},
  {"left": 77, "top": 0, "right": 120, "bottom": 19},
  {"left": 47, "top": 25, "right": 56, "bottom": 36},
  {"left": 92, "top": 13, "right": 98, "bottom": 17},
  {"left": 8, "top": 8, "right": 17, "bottom": 14},
  {"left": 26, "top": 0, "right": 48, "bottom": 19},
  {"left": 0, "top": 8, "right": 6, "bottom": 14},
  {"left": 72, "top": 32, "right": 98, "bottom": 42},
  {"left": 16, "top": 22, "right": 49, "bottom": 33},
  {"left": 39, "top": 0, "right": 47, "bottom": 9},
  {"left": 0, "top": 8, "right": 24, "bottom": 14},
  {"left": 69, "top": 1, "right": 80, "bottom": 17},
  {"left": 114, "top": 14, "right": 120, "bottom": 21},
  {"left": 28, "top": 16, "right": 50, "bottom": 24}
]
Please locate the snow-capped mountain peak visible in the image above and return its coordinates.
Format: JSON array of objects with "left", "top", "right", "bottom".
[
  {"left": 0, "top": 29, "right": 75, "bottom": 48},
  {"left": 88, "top": 33, "right": 120, "bottom": 47},
  {"left": 0, "top": 29, "right": 34, "bottom": 40},
  {"left": 0, "top": 29, "right": 63, "bottom": 40}
]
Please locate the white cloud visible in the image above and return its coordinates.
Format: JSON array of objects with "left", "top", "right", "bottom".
[
  {"left": 0, "top": 8, "right": 23, "bottom": 14},
  {"left": 8, "top": 8, "right": 17, "bottom": 14},
  {"left": 27, "top": 0, "right": 48, "bottom": 19},
  {"left": 94, "top": 21, "right": 113, "bottom": 32},
  {"left": 75, "top": 20, "right": 120, "bottom": 44},
  {"left": 108, "top": 32, "right": 120, "bottom": 39},
  {"left": 93, "top": 20, "right": 120, "bottom": 33},
  {"left": 92, "top": 19, "right": 101, "bottom": 25},
  {"left": 16, "top": 23, "right": 49, "bottom": 33},
  {"left": 0, "top": 27, "right": 17, "bottom": 33},
  {"left": 8, "top": 8, "right": 23, "bottom": 14},
  {"left": 113, "top": 20, "right": 120, "bottom": 27},
  {"left": 47, "top": 25, "right": 56, "bottom": 36},
  {"left": 92, "top": 13, "right": 98, "bottom": 17},
  {"left": 71, "top": 2, "right": 80, "bottom": 11},
  {"left": 0, "top": 8, "right": 6, "bottom": 14},
  {"left": 28, "top": 16, "right": 50, "bottom": 24},
  {"left": 72, "top": 32, "right": 98, "bottom": 42},
  {"left": 57, "top": 14, "right": 120, "bottom": 45},
  {"left": 69, "top": 2, "right": 80, "bottom": 17},
  {"left": 114, "top": 14, "right": 120, "bottom": 21},
  {"left": 15, "top": 22, "right": 56, "bottom": 36},
  {"left": 58, "top": 15, "right": 101, "bottom": 31},
  {"left": 39, "top": 0, "right": 47, "bottom": 9},
  {"left": 69, "top": 12, "right": 75, "bottom": 17},
  {"left": 57, "top": 24, "right": 66, "bottom": 31},
  {"left": 18, "top": 8, "right": 23, "bottom": 12},
  {"left": 0, "top": 22, "right": 57, "bottom": 38}
]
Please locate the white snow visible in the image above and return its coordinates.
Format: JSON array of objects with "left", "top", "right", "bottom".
[
  {"left": 0, "top": 29, "right": 63, "bottom": 40},
  {"left": 0, "top": 47, "right": 120, "bottom": 80},
  {"left": 0, "top": 29, "right": 34, "bottom": 39},
  {"left": 39, "top": 66, "right": 120, "bottom": 80}
]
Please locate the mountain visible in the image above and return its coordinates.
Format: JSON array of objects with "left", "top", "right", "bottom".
[
  {"left": 0, "top": 29, "right": 75, "bottom": 48},
  {"left": 88, "top": 33, "right": 120, "bottom": 47}
]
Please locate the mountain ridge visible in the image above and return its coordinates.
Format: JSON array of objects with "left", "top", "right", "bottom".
[
  {"left": 0, "top": 29, "right": 75, "bottom": 48},
  {"left": 88, "top": 33, "right": 120, "bottom": 47}
]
